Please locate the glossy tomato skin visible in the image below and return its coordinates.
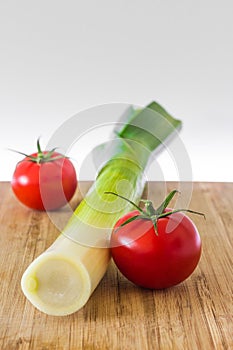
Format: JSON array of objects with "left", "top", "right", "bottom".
[
  {"left": 110, "top": 209, "right": 201, "bottom": 289},
  {"left": 11, "top": 152, "right": 77, "bottom": 211}
]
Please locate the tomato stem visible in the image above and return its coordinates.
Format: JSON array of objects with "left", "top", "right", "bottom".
[
  {"left": 105, "top": 190, "right": 205, "bottom": 235},
  {"left": 9, "top": 138, "right": 65, "bottom": 164},
  {"left": 140, "top": 200, "right": 156, "bottom": 216},
  {"left": 37, "top": 138, "right": 43, "bottom": 155}
]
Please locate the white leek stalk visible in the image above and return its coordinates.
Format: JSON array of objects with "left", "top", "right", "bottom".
[{"left": 21, "top": 102, "right": 181, "bottom": 315}]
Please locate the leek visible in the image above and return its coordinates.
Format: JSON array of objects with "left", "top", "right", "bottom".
[{"left": 21, "top": 102, "right": 181, "bottom": 316}]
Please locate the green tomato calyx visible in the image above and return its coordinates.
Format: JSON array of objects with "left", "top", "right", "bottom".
[
  {"left": 9, "top": 138, "right": 65, "bottom": 164},
  {"left": 105, "top": 190, "right": 205, "bottom": 235}
]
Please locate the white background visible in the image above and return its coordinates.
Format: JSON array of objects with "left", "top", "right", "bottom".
[{"left": 0, "top": 0, "right": 232, "bottom": 182}]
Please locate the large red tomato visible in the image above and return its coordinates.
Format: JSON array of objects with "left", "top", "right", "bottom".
[
  {"left": 11, "top": 141, "right": 77, "bottom": 211},
  {"left": 109, "top": 191, "right": 203, "bottom": 289}
]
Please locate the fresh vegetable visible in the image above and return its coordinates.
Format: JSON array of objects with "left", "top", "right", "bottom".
[
  {"left": 108, "top": 190, "right": 204, "bottom": 289},
  {"left": 11, "top": 139, "right": 77, "bottom": 210},
  {"left": 21, "top": 102, "right": 182, "bottom": 316}
]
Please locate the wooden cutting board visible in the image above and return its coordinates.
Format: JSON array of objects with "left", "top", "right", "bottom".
[{"left": 0, "top": 182, "right": 232, "bottom": 350}]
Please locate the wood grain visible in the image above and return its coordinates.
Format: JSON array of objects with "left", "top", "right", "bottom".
[{"left": 0, "top": 182, "right": 232, "bottom": 350}]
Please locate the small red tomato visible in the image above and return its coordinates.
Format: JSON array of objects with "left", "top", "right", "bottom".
[
  {"left": 108, "top": 190, "right": 203, "bottom": 289},
  {"left": 11, "top": 140, "right": 77, "bottom": 211}
]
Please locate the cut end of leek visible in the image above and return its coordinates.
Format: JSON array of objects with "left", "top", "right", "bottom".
[{"left": 21, "top": 253, "right": 91, "bottom": 316}]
